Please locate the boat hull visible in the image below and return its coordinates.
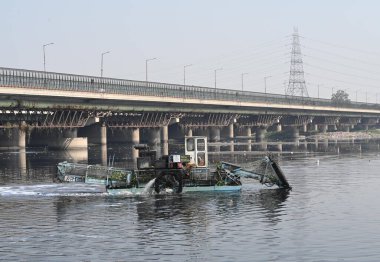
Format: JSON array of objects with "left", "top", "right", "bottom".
[{"left": 106, "top": 185, "right": 242, "bottom": 195}]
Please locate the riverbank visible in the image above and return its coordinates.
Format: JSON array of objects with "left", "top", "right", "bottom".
[{"left": 307, "top": 129, "right": 380, "bottom": 140}]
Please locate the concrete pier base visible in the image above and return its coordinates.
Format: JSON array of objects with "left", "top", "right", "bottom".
[{"left": 276, "top": 124, "right": 282, "bottom": 132}]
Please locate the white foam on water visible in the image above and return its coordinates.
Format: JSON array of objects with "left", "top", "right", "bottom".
[{"left": 0, "top": 183, "right": 107, "bottom": 197}]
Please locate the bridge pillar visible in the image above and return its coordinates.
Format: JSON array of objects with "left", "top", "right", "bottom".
[
  {"left": 313, "top": 124, "right": 319, "bottom": 132},
  {"left": 0, "top": 127, "right": 27, "bottom": 149},
  {"left": 228, "top": 123, "right": 234, "bottom": 140},
  {"left": 79, "top": 124, "right": 106, "bottom": 145},
  {"left": 131, "top": 128, "right": 140, "bottom": 144},
  {"left": 240, "top": 127, "right": 252, "bottom": 151},
  {"left": 255, "top": 127, "right": 267, "bottom": 142},
  {"left": 161, "top": 126, "right": 169, "bottom": 143},
  {"left": 186, "top": 128, "right": 193, "bottom": 137},
  {"left": 209, "top": 127, "right": 221, "bottom": 142},
  {"left": 276, "top": 124, "right": 282, "bottom": 132},
  {"left": 161, "top": 126, "right": 169, "bottom": 155},
  {"left": 321, "top": 124, "right": 328, "bottom": 133},
  {"left": 241, "top": 127, "right": 252, "bottom": 137},
  {"left": 289, "top": 126, "right": 299, "bottom": 138},
  {"left": 302, "top": 124, "right": 307, "bottom": 133}
]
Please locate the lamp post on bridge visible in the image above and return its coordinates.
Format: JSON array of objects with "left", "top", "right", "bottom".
[
  {"left": 214, "top": 68, "right": 223, "bottom": 89},
  {"left": 146, "top": 57, "right": 157, "bottom": 82},
  {"left": 214, "top": 68, "right": 223, "bottom": 98},
  {"left": 264, "top": 75, "right": 272, "bottom": 94},
  {"left": 100, "top": 51, "right": 110, "bottom": 77},
  {"left": 184, "top": 64, "right": 193, "bottom": 86},
  {"left": 43, "top": 42, "right": 54, "bottom": 72},
  {"left": 241, "top": 73, "right": 248, "bottom": 91}
]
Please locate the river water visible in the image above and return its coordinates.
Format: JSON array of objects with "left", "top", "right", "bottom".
[{"left": 1, "top": 140, "right": 380, "bottom": 261}]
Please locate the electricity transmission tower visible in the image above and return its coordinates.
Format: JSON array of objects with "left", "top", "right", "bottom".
[{"left": 286, "top": 27, "right": 309, "bottom": 97}]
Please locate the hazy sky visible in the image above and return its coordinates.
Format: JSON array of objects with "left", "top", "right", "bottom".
[{"left": 2, "top": 0, "right": 380, "bottom": 101}]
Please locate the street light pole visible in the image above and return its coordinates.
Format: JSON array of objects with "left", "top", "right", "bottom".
[
  {"left": 264, "top": 75, "right": 272, "bottom": 94},
  {"left": 100, "top": 51, "right": 110, "bottom": 77},
  {"left": 214, "top": 68, "right": 223, "bottom": 89},
  {"left": 317, "top": 84, "right": 320, "bottom": 99},
  {"left": 184, "top": 64, "right": 192, "bottom": 86},
  {"left": 356, "top": 90, "right": 358, "bottom": 102},
  {"left": 43, "top": 42, "right": 54, "bottom": 72},
  {"left": 241, "top": 73, "right": 248, "bottom": 91},
  {"left": 146, "top": 58, "right": 157, "bottom": 82}
]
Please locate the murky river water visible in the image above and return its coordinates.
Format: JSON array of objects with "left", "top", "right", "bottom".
[{"left": 1, "top": 140, "right": 380, "bottom": 261}]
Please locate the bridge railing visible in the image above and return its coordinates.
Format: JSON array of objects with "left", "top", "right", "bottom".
[{"left": 0, "top": 67, "right": 378, "bottom": 110}]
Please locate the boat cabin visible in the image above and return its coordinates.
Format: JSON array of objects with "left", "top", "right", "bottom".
[{"left": 185, "top": 136, "right": 208, "bottom": 167}]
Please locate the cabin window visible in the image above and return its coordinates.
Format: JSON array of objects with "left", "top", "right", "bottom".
[
  {"left": 197, "top": 152, "right": 206, "bottom": 166},
  {"left": 186, "top": 138, "right": 194, "bottom": 151},
  {"left": 197, "top": 139, "right": 206, "bottom": 151}
]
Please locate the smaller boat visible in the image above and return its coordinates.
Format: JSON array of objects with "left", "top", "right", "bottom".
[{"left": 57, "top": 136, "right": 291, "bottom": 195}]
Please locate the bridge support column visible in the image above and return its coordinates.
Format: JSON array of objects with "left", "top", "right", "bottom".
[
  {"left": 276, "top": 124, "right": 282, "bottom": 132},
  {"left": 131, "top": 128, "right": 140, "bottom": 144},
  {"left": 161, "top": 126, "right": 168, "bottom": 143},
  {"left": 302, "top": 124, "right": 307, "bottom": 133},
  {"left": 161, "top": 126, "right": 169, "bottom": 155},
  {"left": 79, "top": 124, "right": 106, "bottom": 145},
  {"left": 228, "top": 123, "right": 234, "bottom": 140},
  {"left": 186, "top": 128, "right": 193, "bottom": 137},
  {"left": 241, "top": 127, "right": 251, "bottom": 137},
  {"left": 209, "top": 127, "right": 221, "bottom": 142},
  {"left": 255, "top": 127, "right": 267, "bottom": 142},
  {"left": 241, "top": 127, "right": 252, "bottom": 151},
  {"left": 321, "top": 124, "right": 328, "bottom": 133},
  {"left": 0, "top": 127, "right": 27, "bottom": 149},
  {"left": 313, "top": 124, "right": 319, "bottom": 132},
  {"left": 289, "top": 126, "right": 299, "bottom": 138}
]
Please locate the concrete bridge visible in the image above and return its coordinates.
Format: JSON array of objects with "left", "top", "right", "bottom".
[{"left": 1, "top": 67, "right": 379, "bottom": 150}]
